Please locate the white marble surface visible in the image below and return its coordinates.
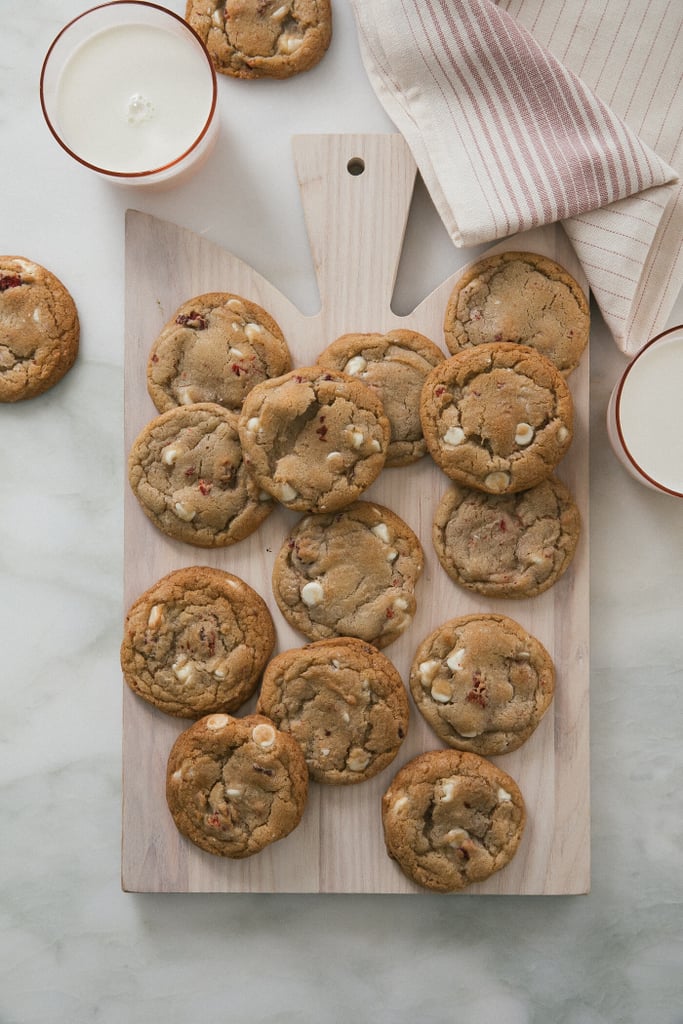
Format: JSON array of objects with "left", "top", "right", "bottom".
[{"left": 2, "top": 2, "right": 682, "bottom": 1021}]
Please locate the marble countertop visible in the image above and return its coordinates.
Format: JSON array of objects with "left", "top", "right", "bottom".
[{"left": 2, "top": 2, "right": 681, "bottom": 1022}]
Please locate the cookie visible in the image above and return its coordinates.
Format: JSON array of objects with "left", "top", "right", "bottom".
[
  {"left": 128, "top": 402, "right": 274, "bottom": 546},
  {"left": 147, "top": 292, "right": 291, "bottom": 414},
  {"left": 0, "top": 256, "right": 79, "bottom": 402},
  {"left": 315, "top": 329, "right": 445, "bottom": 466},
  {"left": 409, "top": 614, "right": 555, "bottom": 756},
  {"left": 443, "top": 250, "right": 589, "bottom": 375},
  {"left": 381, "top": 749, "right": 526, "bottom": 892},
  {"left": 420, "top": 342, "right": 573, "bottom": 494},
  {"left": 186, "top": 0, "right": 332, "bottom": 80},
  {"left": 256, "top": 637, "right": 409, "bottom": 784},
  {"left": 272, "top": 501, "right": 424, "bottom": 649},
  {"left": 238, "top": 366, "right": 390, "bottom": 513},
  {"left": 121, "top": 566, "right": 275, "bottom": 718},
  {"left": 433, "top": 476, "right": 581, "bottom": 598},
  {"left": 166, "top": 713, "right": 308, "bottom": 858}
]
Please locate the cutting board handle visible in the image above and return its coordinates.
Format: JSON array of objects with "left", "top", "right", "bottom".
[{"left": 293, "top": 134, "right": 417, "bottom": 332}]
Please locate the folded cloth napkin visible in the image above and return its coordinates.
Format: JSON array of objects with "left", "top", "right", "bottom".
[{"left": 350, "top": 0, "right": 682, "bottom": 355}]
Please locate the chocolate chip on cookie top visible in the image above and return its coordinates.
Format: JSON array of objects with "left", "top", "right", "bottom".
[
  {"left": 166, "top": 713, "right": 309, "bottom": 858},
  {"left": 433, "top": 476, "right": 581, "bottom": 599},
  {"left": 271, "top": 501, "right": 424, "bottom": 649},
  {"left": 382, "top": 749, "right": 526, "bottom": 892},
  {"left": 121, "top": 566, "right": 276, "bottom": 718},
  {"left": 186, "top": 0, "right": 332, "bottom": 80},
  {"left": 0, "top": 256, "right": 79, "bottom": 402},
  {"left": 128, "top": 402, "right": 274, "bottom": 547},
  {"left": 316, "top": 329, "right": 446, "bottom": 467},
  {"left": 147, "top": 292, "right": 291, "bottom": 414},
  {"left": 420, "top": 342, "right": 573, "bottom": 494},
  {"left": 238, "top": 366, "right": 390, "bottom": 513},
  {"left": 257, "top": 637, "right": 409, "bottom": 784},
  {"left": 443, "top": 250, "right": 590, "bottom": 375},
  {"left": 409, "top": 613, "right": 555, "bottom": 756}
]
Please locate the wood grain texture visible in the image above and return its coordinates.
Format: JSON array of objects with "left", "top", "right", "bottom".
[{"left": 122, "top": 134, "right": 590, "bottom": 894}]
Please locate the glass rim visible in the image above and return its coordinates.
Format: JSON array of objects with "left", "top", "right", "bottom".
[
  {"left": 613, "top": 323, "right": 683, "bottom": 498},
  {"left": 39, "top": 0, "right": 218, "bottom": 180}
]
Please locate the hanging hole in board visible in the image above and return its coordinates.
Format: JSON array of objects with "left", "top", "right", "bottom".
[{"left": 347, "top": 157, "right": 365, "bottom": 176}]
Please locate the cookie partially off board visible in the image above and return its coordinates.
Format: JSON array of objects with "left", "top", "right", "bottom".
[{"left": 123, "top": 134, "right": 590, "bottom": 894}]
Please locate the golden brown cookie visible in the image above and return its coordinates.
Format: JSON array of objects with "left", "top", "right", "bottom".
[
  {"left": 409, "top": 614, "right": 555, "bottom": 755},
  {"left": 121, "top": 566, "right": 276, "bottom": 718},
  {"left": 433, "top": 476, "right": 581, "bottom": 598},
  {"left": 382, "top": 749, "right": 526, "bottom": 892},
  {"left": 147, "top": 292, "right": 291, "bottom": 414},
  {"left": 316, "top": 329, "right": 445, "bottom": 466},
  {"left": 238, "top": 366, "right": 390, "bottom": 513},
  {"left": 166, "top": 713, "right": 308, "bottom": 858},
  {"left": 420, "top": 343, "right": 573, "bottom": 494},
  {"left": 128, "top": 402, "right": 274, "bottom": 547},
  {"left": 186, "top": 0, "right": 332, "bottom": 80},
  {"left": 0, "top": 256, "right": 79, "bottom": 402},
  {"left": 443, "top": 250, "right": 589, "bottom": 375},
  {"left": 271, "top": 501, "right": 424, "bottom": 649},
  {"left": 257, "top": 637, "right": 409, "bottom": 784}
]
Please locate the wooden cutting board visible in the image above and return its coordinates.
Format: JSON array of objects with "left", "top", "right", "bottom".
[{"left": 122, "top": 133, "right": 590, "bottom": 894}]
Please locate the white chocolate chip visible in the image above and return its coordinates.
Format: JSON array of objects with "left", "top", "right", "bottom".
[
  {"left": 174, "top": 501, "right": 196, "bottom": 522},
  {"left": 271, "top": 4, "right": 290, "bottom": 21},
  {"left": 419, "top": 659, "right": 441, "bottom": 684},
  {"left": 228, "top": 347, "right": 244, "bottom": 358},
  {"left": 207, "top": 658, "right": 230, "bottom": 680},
  {"left": 350, "top": 429, "right": 364, "bottom": 449},
  {"left": 443, "top": 425, "right": 465, "bottom": 446},
  {"left": 458, "top": 729, "right": 480, "bottom": 738},
  {"left": 172, "top": 769, "right": 183, "bottom": 782},
  {"left": 392, "top": 795, "right": 409, "bottom": 812},
  {"left": 278, "top": 482, "right": 299, "bottom": 502},
  {"left": 347, "top": 747, "right": 370, "bottom": 772},
  {"left": 252, "top": 723, "right": 276, "bottom": 748},
  {"left": 177, "top": 386, "right": 202, "bottom": 405},
  {"left": 370, "top": 438, "right": 382, "bottom": 452},
  {"left": 162, "top": 445, "right": 179, "bottom": 466},
  {"left": 279, "top": 33, "right": 302, "bottom": 53},
  {"left": 172, "top": 659, "right": 197, "bottom": 684},
  {"left": 301, "top": 580, "right": 324, "bottom": 607},
  {"left": 225, "top": 786, "right": 243, "bottom": 798},
  {"left": 393, "top": 597, "right": 409, "bottom": 611},
  {"left": 515, "top": 422, "right": 534, "bottom": 446},
  {"left": 244, "top": 322, "right": 264, "bottom": 342},
  {"left": 371, "top": 523, "right": 390, "bottom": 544},
  {"left": 206, "top": 714, "right": 230, "bottom": 730},
  {"left": 326, "top": 450, "right": 343, "bottom": 465},
  {"left": 226, "top": 298, "right": 243, "bottom": 312},
  {"left": 211, "top": 9, "right": 222, "bottom": 26},
  {"left": 498, "top": 787, "right": 512, "bottom": 802},
  {"left": 446, "top": 648, "right": 466, "bottom": 672},
  {"left": 147, "top": 604, "right": 164, "bottom": 629},
  {"left": 331, "top": 659, "right": 340, "bottom": 669},
  {"left": 557, "top": 426, "right": 570, "bottom": 443},
  {"left": 246, "top": 416, "right": 261, "bottom": 433},
  {"left": 438, "top": 781, "right": 456, "bottom": 803},
  {"left": 320, "top": 748, "right": 330, "bottom": 757},
  {"left": 444, "top": 827, "right": 469, "bottom": 846},
  {"left": 484, "top": 471, "right": 510, "bottom": 492},
  {"left": 341, "top": 711, "right": 350, "bottom": 724},
  {"left": 386, "top": 549, "right": 398, "bottom": 563},
  {"left": 431, "top": 678, "right": 453, "bottom": 703},
  {"left": 258, "top": 490, "right": 272, "bottom": 502},
  {"left": 344, "top": 355, "right": 367, "bottom": 376}
]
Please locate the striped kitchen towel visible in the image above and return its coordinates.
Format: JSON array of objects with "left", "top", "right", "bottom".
[{"left": 350, "top": 0, "right": 682, "bottom": 355}]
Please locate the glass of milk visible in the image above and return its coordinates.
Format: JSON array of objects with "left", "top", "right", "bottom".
[
  {"left": 40, "top": 2, "right": 218, "bottom": 187},
  {"left": 607, "top": 324, "right": 683, "bottom": 497}
]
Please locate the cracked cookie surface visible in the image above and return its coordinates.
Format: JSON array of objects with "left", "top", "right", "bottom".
[
  {"left": 147, "top": 292, "right": 291, "bottom": 414},
  {"left": 257, "top": 637, "right": 409, "bottom": 784},
  {"left": 272, "top": 501, "right": 424, "bottom": 649},
  {"left": 238, "top": 366, "right": 390, "bottom": 513},
  {"left": 420, "top": 342, "right": 573, "bottom": 494},
  {"left": 382, "top": 749, "right": 526, "bottom": 891},
  {"left": 443, "top": 250, "right": 589, "bottom": 375},
  {"left": 0, "top": 256, "right": 79, "bottom": 402},
  {"left": 121, "top": 566, "right": 275, "bottom": 718},
  {"left": 128, "top": 402, "right": 274, "bottom": 546},
  {"left": 185, "top": 0, "right": 331, "bottom": 79},
  {"left": 433, "top": 475, "right": 581, "bottom": 598},
  {"left": 166, "top": 713, "right": 308, "bottom": 857},
  {"left": 316, "top": 329, "right": 445, "bottom": 466},
  {"left": 409, "top": 614, "right": 554, "bottom": 756}
]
